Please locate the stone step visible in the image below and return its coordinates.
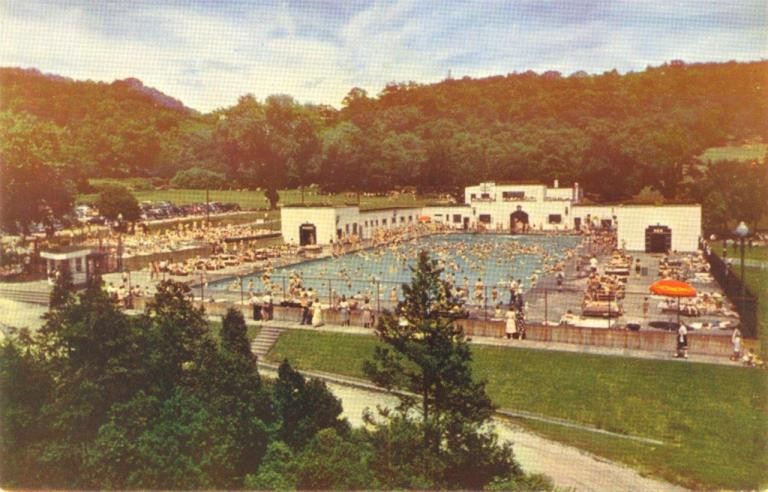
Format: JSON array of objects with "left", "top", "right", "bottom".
[
  {"left": 249, "top": 327, "right": 284, "bottom": 357},
  {"left": 0, "top": 288, "right": 50, "bottom": 305}
]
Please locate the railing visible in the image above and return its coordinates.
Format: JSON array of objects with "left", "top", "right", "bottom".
[{"left": 701, "top": 240, "right": 758, "bottom": 337}]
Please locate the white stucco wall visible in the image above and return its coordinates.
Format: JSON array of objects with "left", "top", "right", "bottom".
[
  {"left": 615, "top": 205, "right": 702, "bottom": 252},
  {"left": 469, "top": 200, "right": 575, "bottom": 231},
  {"left": 420, "top": 206, "right": 471, "bottom": 228},
  {"left": 280, "top": 207, "right": 339, "bottom": 245}
]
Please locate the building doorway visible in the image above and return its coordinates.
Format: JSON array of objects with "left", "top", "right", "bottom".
[
  {"left": 463, "top": 217, "right": 469, "bottom": 230},
  {"left": 645, "top": 225, "right": 671, "bottom": 253},
  {"left": 574, "top": 217, "right": 581, "bottom": 230},
  {"left": 299, "top": 224, "right": 317, "bottom": 246},
  {"left": 510, "top": 207, "right": 529, "bottom": 233}
]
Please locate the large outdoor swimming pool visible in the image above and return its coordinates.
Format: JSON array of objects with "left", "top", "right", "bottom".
[{"left": 210, "top": 233, "right": 582, "bottom": 302}]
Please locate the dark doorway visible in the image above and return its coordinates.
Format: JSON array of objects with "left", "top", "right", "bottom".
[
  {"left": 645, "top": 225, "right": 671, "bottom": 253},
  {"left": 299, "top": 224, "right": 317, "bottom": 246},
  {"left": 463, "top": 217, "right": 469, "bottom": 230},
  {"left": 510, "top": 207, "right": 529, "bottom": 232},
  {"left": 574, "top": 217, "right": 581, "bottom": 230}
]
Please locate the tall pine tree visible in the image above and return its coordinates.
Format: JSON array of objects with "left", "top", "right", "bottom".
[{"left": 363, "top": 250, "right": 519, "bottom": 488}]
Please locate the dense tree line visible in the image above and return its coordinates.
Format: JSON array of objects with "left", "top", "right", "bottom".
[
  {"left": 1, "top": 61, "right": 766, "bottom": 232},
  {"left": 0, "top": 258, "right": 543, "bottom": 489}
]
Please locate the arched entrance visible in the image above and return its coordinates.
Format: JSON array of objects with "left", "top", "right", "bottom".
[
  {"left": 299, "top": 223, "right": 317, "bottom": 246},
  {"left": 510, "top": 206, "right": 529, "bottom": 233}
]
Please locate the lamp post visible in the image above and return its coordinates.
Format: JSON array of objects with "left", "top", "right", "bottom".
[{"left": 734, "top": 221, "right": 749, "bottom": 304}]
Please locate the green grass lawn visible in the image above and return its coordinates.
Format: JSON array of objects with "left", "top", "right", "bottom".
[
  {"left": 268, "top": 329, "right": 768, "bottom": 489},
  {"left": 79, "top": 182, "right": 450, "bottom": 212},
  {"left": 208, "top": 319, "right": 260, "bottom": 341},
  {"left": 699, "top": 143, "right": 767, "bottom": 163}
]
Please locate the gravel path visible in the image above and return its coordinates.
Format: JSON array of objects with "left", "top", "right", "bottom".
[{"left": 329, "top": 382, "right": 684, "bottom": 491}]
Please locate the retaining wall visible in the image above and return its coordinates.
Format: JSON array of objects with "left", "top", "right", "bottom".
[{"left": 131, "top": 298, "right": 758, "bottom": 358}]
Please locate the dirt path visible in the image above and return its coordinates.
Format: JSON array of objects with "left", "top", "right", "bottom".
[{"left": 328, "top": 383, "right": 684, "bottom": 491}]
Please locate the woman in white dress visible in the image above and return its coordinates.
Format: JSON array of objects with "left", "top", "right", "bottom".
[
  {"left": 505, "top": 308, "right": 518, "bottom": 340},
  {"left": 311, "top": 298, "right": 324, "bottom": 327}
]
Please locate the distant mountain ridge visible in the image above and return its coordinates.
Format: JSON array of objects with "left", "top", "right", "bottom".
[
  {"left": 0, "top": 67, "right": 192, "bottom": 116},
  {"left": 112, "top": 77, "right": 190, "bottom": 112}
]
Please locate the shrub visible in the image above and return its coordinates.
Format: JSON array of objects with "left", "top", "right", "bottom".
[{"left": 170, "top": 167, "right": 228, "bottom": 190}]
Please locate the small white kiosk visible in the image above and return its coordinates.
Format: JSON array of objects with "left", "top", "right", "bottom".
[{"left": 40, "top": 246, "right": 96, "bottom": 286}]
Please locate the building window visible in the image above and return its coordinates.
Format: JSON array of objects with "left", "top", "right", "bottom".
[
  {"left": 479, "top": 214, "right": 492, "bottom": 224},
  {"left": 400, "top": 216, "right": 405, "bottom": 223},
  {"left": 502, "top": 191, "right": 525, "bottom": 200},
  {"left": 480, "top": 193, "right": 491, "bottom": 200},
  {"left": 565, "top": 207, "right": 569, "bottom": 216},
  {"left": 75, "top": 257, "right": 83, "bottom": 273},
  {"left": 364, "top": 220, "right": 368, "bottom": 227},
  {"left": 353, "top": 223, "right": 358, "bottom": 234},
  {"left": 548, "top": 214, "right": 562, "bottom": 224},
  {"left": 408, "top": 216, "right": 413, "bottom": 222},
  {"left": 453, "top": 214, "right": 462, "bottom": 223},
  {"left": 345, "top": 224, "right": 350, "bottom": 234},
  {"left": 382, "top": 218, "right": 387, "bottom": 225},
  {"left": 470, "top": 193, "right": 477, "bottom": 200}
]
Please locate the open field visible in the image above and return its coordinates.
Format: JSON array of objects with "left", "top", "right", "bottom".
[
  {"left": 79, "top": 181, "right": 450, "bottom": 211},
  {"left": 268, "top": 329, "right": 768, "bottom": 489},
  {"left": 699, "top": 143, "right": 767, "bottom": 163}
]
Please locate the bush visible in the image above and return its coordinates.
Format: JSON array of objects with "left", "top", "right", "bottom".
[
  {"left": 95, "top": 185, "right": 141, "bottom": 222},
  {"left": 170, "top": 168, "right": 228, "bottom": 190}
]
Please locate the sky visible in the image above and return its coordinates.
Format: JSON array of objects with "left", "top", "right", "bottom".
[{"left": 1, "top": 0, "right": 766, "bottom": 112}]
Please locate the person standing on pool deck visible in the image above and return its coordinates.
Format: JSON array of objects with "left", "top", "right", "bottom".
[
  {"left": 505, "top": 307, "right": 518, "bottom": 340},
  {"left": 731, "top": 327, "right": 742, "bottom": 361},
  {"left": 311, "top": 298, "right": 324, "bottom": 328},
  {"left": 361, "top": 300, "right": 373, "bottom": 328},
  {"left": 676, "top": 324, "right": 688, "bottom": 359},
  {"left": 339, "top": 295, "right": 350, "bottom": 326},
  {"left": 642, "top": 297, "right": 650, "bottom": 319}
]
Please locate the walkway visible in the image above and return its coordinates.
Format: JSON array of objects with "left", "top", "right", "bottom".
[{"left": 248, "top": 318, "right": 742, "bottom": 367}]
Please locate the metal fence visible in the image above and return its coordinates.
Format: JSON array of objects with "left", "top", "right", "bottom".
[
  {"left": 199, "top": 272, "right": 740, "bottom": 335},
  {"left": 702, "top": 245, "right": 758, "bottom": 337}
]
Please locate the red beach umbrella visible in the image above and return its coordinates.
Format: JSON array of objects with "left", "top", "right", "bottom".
[
  {"left": 649, "top": 279, "right": 697, "bottom": 325},
  {"left": 418, "top": 215, "right": 432, "bottom": 223}
]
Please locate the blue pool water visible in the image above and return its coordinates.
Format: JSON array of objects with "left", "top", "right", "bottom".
[{"left": 210, "top": 233, "right": 581, "bottom": 302}]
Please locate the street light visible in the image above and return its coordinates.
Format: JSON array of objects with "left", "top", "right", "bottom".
[{"left": 734, "top": 221, "right": 749, "bottom": 300}]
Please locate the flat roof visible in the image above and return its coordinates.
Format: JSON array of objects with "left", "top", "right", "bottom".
[
  {"left": 281, "top": 204, "right": 357, "bottom": 209},
  {"left": 573, "top": 203, "right": 701, "bottom": 208},
  {"left": 41, "top": 245, "right": 93, "bottom": 254},
  {"left": 360, "top": 206, "right": 422, "bottom": 213}
]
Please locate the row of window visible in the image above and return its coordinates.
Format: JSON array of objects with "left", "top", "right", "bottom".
[
  {"left": 469, "top": 191, "right": 527, "bottom": 201},
  {"left": 361, "top": 215, "right": 414, "bottom": 228},
  {"left": 477, "top": 214, "right": 563, "bottom": 224}
]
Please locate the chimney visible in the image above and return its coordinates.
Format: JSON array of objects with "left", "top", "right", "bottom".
[
  {"left": 554, "top": 179, "right": 559, "bottom": 188},
  {"left": 573, "top": 182, "right": 579, "bottom": 202}
]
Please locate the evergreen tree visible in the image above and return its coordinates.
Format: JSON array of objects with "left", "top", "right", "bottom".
[
  {"left": 363, "top": 250, "right": 520, "bottom": 488},
  {"left": 272, "top": 359, "right": 348, "bottom": 449},
  {"left": 49, "top": 266, "right": 74, "bottom": 309},
  {"left": 220, "top": 307, "right": 252, "bottom": 357}
]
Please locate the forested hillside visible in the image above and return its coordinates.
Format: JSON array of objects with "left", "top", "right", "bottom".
[{"left": 1, "top": 61, "right": 767, "bottom": 231}]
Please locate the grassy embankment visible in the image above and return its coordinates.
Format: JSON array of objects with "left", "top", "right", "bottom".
[
  {"left": 699, "top": 143, "right": 767, "bottom": 163},
  {"left": 79, "top": 179, "right": 448, "bottom": 212},
  {"left": 267, "top": 329, "right": 767, "bottom": 489}
]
